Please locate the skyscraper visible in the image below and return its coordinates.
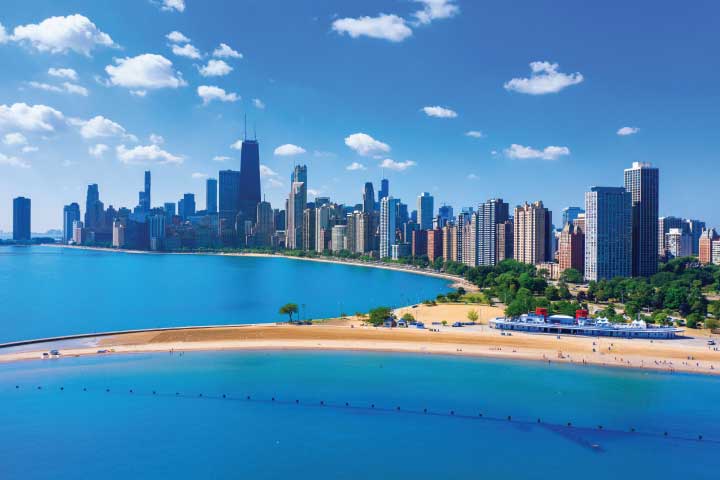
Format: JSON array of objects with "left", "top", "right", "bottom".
[
  {"left": 239, "top": 138, "right": 261, "bottom": 224},
  {"left": 624, "top": 162, "right": 659, "bottom": 277},
  {"left": 12, "top": 197, "right": 31, "bottom": 241},
  {"left": 84, "top": 184, "right": 104, "bottom": 230},
  {"left": 685, "top": 219, "right": 706, "bottom": 256},
  {"left": 513, "top": 201, "right": 548, "bottom": 265},
  {"left": 561, "top": 207, "right": 584, "bottom": 227},
  {"left": 362, "top": 182, "right": 375, "bottom": 214},
  {"left": 558, "top": 222, "right": 585, "bottom": 274},
  {"left": 417, "top": 192, "right": 434, "bottom": 230},
  {"left": 380, "top": 196, "right": 399, "bottom": 258},
  {"left": 658, "top": 216, "right": 685, "bottom": 258},
  {"left": 379, "top": 178, "right": 389, "bottom": 201},
  {"left": 138, "top": 170, "right": 151, "bottom": 212},
  {"left": 584, "top": 187, "right": 632, "bottom": 281},
  {"left": 62, "top": 203, "right": 80, "bottom": 244},
  {"left": 180, "top": 193, "right": 196, "bottom": 219},
  {"left": 476, "top": 198, "right": 509, "bottom": 266},
  {"left": 438, "top": 205, "right": 454, "bottom": 228},
  {"left": 206, "top": 178, "right": 218, "bottom": 214},
  {"left": 302, "top": 207, "right": 316, "bottom": 251},
  {"left": 286, "top": 165, "right": 307, "bottom": 249},
  {"left": 255, "top": 200, "right": 275, "bottom": 247},
  {"left": 699, "top": 229, "right": 719, "bottom": 265},
  {"left": 496, "top": 219, "right": 514, "bottom": 263},
  {"left": 219, "top": 170, "right": 241, "bottom": 224}
]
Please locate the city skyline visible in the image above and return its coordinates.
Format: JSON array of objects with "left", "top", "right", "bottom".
[{"left": 2, "top": 1, "right": 720, "bottom": 232}]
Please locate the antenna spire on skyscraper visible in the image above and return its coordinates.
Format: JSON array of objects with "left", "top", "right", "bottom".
[{"left": 243, "top": 113, "right": 247, "bottom": 141}]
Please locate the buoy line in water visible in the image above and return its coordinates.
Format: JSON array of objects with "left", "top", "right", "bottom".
[{"left": 9, "top": 383, "right": 717, "bottom": 448}]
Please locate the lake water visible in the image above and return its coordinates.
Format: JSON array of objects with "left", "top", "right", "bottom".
[
  {"left": 0, "top": 351, "right": 718, "bottom": 479},
  {"left": 0, "top": 246, "right": 450, "bottom": 343}
]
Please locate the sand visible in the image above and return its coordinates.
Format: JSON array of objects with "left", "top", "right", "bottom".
[{"left": 2, "top": 305, "right": 718, "bottom": 376}]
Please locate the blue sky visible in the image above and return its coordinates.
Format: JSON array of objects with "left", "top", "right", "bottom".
[{"left": 1, "top": 0, "right": 719, "bottom": 232}]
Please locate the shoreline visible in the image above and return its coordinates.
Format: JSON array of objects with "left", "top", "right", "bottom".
[
  {"left": 2, "top": 320, "right": 718, "bottom": 377},
  {"left": 41, "top": 244, "right": 477, "bottom": 292}
]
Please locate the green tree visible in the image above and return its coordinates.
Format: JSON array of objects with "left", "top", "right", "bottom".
[
  {"left": 279, "top": 303, "right": 299, "bottom": 322},
  {"left": 401, "top": 312, "right": 415, "bottom": 323},
  {"left": 704, "top": 318, "right": 719, "bottom": 331},
  {"left": 686, "top": 313, "right": 702, "bottom": 329},
  {"left": 467, "top": 309, "right": 479, "bottom": 322},
  {"left": 368, "top": 306, "right": 394, "bottom": 326},
  {"left": 560, "top": 268, "right": 583, "bottom": 284}
]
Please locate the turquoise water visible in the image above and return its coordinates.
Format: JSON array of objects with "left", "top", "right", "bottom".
[
  {"left": 0, "top": 246, "right": 449, "bottom": 343},
  {"left": 0, "top": 351, "right": 718, "bottom": 479}
]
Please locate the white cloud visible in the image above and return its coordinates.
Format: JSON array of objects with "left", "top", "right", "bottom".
[
  {"left": 105, "top": 54, "right": 186, "bottom": 91},
  {"left": 3, "top": 132, "right": 28, "bottom": 146},
  {"left": 253, "top": 98, "right": 265, "bottom": 109},
  {"left": 504, "top": 144, "right": 570, "bottom": 160},
  {"left": 61, "top": 159, "right": 76, "bottom": 168},
  {"left": 161, "top": 0, "right": 185, "bottom": 12},
  {"left": 213, "top": 155, "right": 232, "bottom": 162},
  {"left": 313, "top": 150, "right": 336, "bottom": 158},
  {"left": 29, "top": 80, "right": 87, "bottom": 96},
  {"left": 89, "top": 143, "right": 109, "bottom": 158},
  {"left": 171, "top": 43, "right": 202, "bottom": 59},
  {"left": 274, "top": 144, "right": 306, "bottom": 156},
  {"left": 332, "top": 14, "right": 412, "bottom": 42},
  {"left": 346, "top": 161, "right": 366, "bottom": 171},
  {"left": 504, "top": 61, "right": 584, "bottom": 95},
  {"left": 11, "top": 14, "right": 116, "bottom": 55},
  {"left": 617, "top": 126, "right": 639, "bottom": 136},
  {"left": 422, "top": 105, "right": 457, "bottom": 118},
  {"left": 412, "top": 0, "right": 460, "bottom": 25},
  {"left": 467, "top": 173, "right": 479, "bottom": 180},
  {"left": 197, "top": 85, "right": 239, "bottom": 105},
  {"left": 380, "top": 158, "right": 417, "bottom": 171},
  {"left": 130, "top": 90, "right": 147, "bottom": 97},
  {"left": 22, "top": 145, "right": 38, "bottom": 153},
  {"left": 0, "top": 22, "right": 7, "bottom": 44},
  {"left": 344, "top": 132, "right": 390, "bottom": 156},
  {"left": 48, "top": 67, "right": 77, "bottom": 80},
  {"left": 0, "top": 103, "right": 65, "bottom": 132},
  {"left": 267, "top": 177, "right": 284, "bottom": 188},
  {"left": 465, "top": 130, "right": 484, "bottom": 138},
  {"left": 212, "top": 43, "right": 242, "bottom": 59},
  {"left": 149, "top": 133, "right": 164, "bottom": 145},
  {"left": 77, "top": 115, "right": 133, "bottom": 140},
  {"left": 166, "top": 31, "right": 190, "bottom": 43},
  {"left": 230, "top": 140, "right": 243, "bottom": 150},
  {"left": 191, "top": 172, "right": 208, "bottom": 179},
  {"left": 62, "top": 82, "right": 89, "bottom": 96},
  {"left": 307, "top": 189, "right": 321, "bottom": 197},
  {"left": 198, "top": 59, "right": 232, "bottom": 77},
  {"left": 0, "top": 153, "right": 30, "bottom": 168},
  {"left": 116, "top": 144, "right": 183, "bottom": 165},
  {"left": 260, "top": 165, "right": 279, "bottom": 177}
]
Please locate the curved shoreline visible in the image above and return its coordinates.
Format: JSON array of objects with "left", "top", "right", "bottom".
[{"left": 41, "top": 244, "right": 477, "bottom": 292}]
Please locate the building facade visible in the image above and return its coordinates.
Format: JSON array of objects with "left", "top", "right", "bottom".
[
  {"left": 584, "top": 187, "right": 632, "bottom": 281},
  {"left": 513, "top": 201, "right": 548, "bottom": 265},
  {"left": 624, "top": 162, "right": 659, "bottom": 277},
  {"left": 12, "top": 196, "right": 31, "bottom": 241}
]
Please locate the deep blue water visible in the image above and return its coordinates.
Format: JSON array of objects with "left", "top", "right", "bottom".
[
  {"left": 0, "top": 351, "right": 718, "bottom": 479},
  {"left": 0, "top": 246, "right": 449, "bottom": 343}
]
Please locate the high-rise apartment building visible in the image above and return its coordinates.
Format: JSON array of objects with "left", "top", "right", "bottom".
[
  {"left": 180, "top": 194, "right": 196, "bottom": 220},
  {"left": 442, "top": 224, "right": 453, "bottom": 262},
  {"left": 584, "top": 187, "right": 632, "bottom": 281},
  {"left": 12, "top": 196, "right": 31, "bottom": 241},
  {"left": 557, "top": 222, "right": 585, "bottom": 274},
  {"left": 219, "top": 170, "right": 241, "bottom": 225},
  {"left": 658, "top": 216, "right": 684, "bottom": 257},
  {"left": 149, "top": 214, "right": 166, "bottom": 251},
  {"left": 302, "top": 207, "right": 316, "bottom": 251},
  {"left": 561, "top": 207, "right": 584, "bottom": 227},
  {"left": 496, "top": 219, "right": 513, "bottom": 263},
  {"left": 417, "top": 192, "right": 434, "bottom": 230},
  {"left": 624, "top": 161, "right": 659, "bottom": 277},
  {"left": 286, "top": 165, "right": 307, "bottom": 249},
  {"left": 699, "top": 229, "right": 719, "bottom": 265},
  {"left": 380, "top": 197, "right": 399, "bottom": 258},
  {"left": 666, "top": 228, "right": 692, "bottom": 258},
  {"left": 84, "top": 184, "right": 104, "bottom": 230},
  {"left": 476, "top": 198, "right": 509, "bottom": 266},
  {"left": 206, "top": 178, "right": 218, "bottom": 214},
  {"left": 62, "top": 203, "right": 80, "bottom": 244},
  {"left": 513, "top": 201, "right": 548, "bottom": 265},
  {"left": 254, "top": 201, "right": 274, "bottom": 247},
  {"left": 685, "top": 219, "right": 706, "bottom": 256},
  {"left": 331, "top": 225, "right": 347, "bottom": 253},
  {"left": 427, "top": 229, "right": 443, "bottom": 263}
]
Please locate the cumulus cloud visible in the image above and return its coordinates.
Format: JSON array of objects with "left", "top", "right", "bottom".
[
  {"left": 160, "top": 0, "right": 185, "bottom": 12},
  {"left": 380, "top": 158, "right": 416, "bottom": 171},
  {"left": 76, "top": 115, "right": 133, "bottom": 140},
  {"left": 412, "top": 0, "right": 460, "bottom": 25},
  {"left": 0, "top": 22, "right": 7, "bottom": 44},
  {"left": 0, "top": 103, "right": 65, "bottom": 132},
  {"left": 344, "top": 132, "right": 390, "bottom": 156},
  {"left": 197, "top": 85, "right": 239, "bottom": 105},
  {"left": 229, "top": 140, "right": 243, "bottom": 150},
  {"left": 116, "top": 144, "right": 183, "bottom": 165},
  {"left": 89, "top": 143, "right": 109, "bottom": 158},
  {"left": 212, "top": 43, "right": 242, "bottom": 58},
  {"left": 252, "top": 98, "right": 265, "bottom": 109},
  {"left": 213, "top": 155, "right": 232, "bottom": 162},
  {"left": 332, "top": 14, "right": 412, "bottom": 42},
  {"left": 48, "top": 67, "right": 77, "bottom": 80},
  {"left": 267, "top": 177, "right": 284, "bottom": 188},
  {"left": 422, "top": 105, "right": 457, "bottom": 118},
  {"left": 191, "top": 172, "right": 208, "bottom": 179},
  {"left": 11, "top": 14, "right": 116, "bottom": 55},
  {"left": 3, "top": 132, "right": 28, "bottom": 146},
  {"left": 198, "top": 59, "right": 232, "bottom": 77},
  {"left": 504, "top": 61, "right": 583, "bottom": 95},
  {"left": 149, "top": 133, "right": 164, "bottom": 145},
  {"left": 617, "top": 126, "right": 639, "bottom": 136},
  {"left": 467, "top": 173, "right": 479, "bottom": 180},
  {"left": 346, "top": 161, "right": 366, "bottom": 171},
  {"left": 0, "top": 152, "right": 30, "bottom": 168},
  {"left": 22, "top": 145, "right": 39, "bottom": 153},
  {"left": 274, "top": 144, "right": 306, "bottom": 156},
  {"left": 465, "top": 130, "right": 484, "bottom": 138},
  {"left": 165, "top": 31, "right": 190, "bottom": 43},
  {"left": 171, "top": 43, "right": 202, "bottom": 59},
  {"left": 504, "top": 144, "right": 570, "bottom": 160},
  {"left": 105, "top": 54, "right": 186, "bottom": 91},
  {"left": 260, "top": 165, "right": 279, "bottom": 177}
]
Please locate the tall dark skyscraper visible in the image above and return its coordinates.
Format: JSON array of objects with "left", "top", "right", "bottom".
[
  {"left": 206, "top": 178, "right": 218, "bottom": 214},
  {"left": 239, "top": 138, "right": 261, "bottom": 224},
  {"left": 363, "top": 182, "right": 375, "bottom": 213},
  {"left": 379, "top": 178, "right": 389, "bottom": 201},
  {"left": 476, "top": 198, "right": 509, "bottom": 266},
  {"left": 219, "top": 170, "right": 241, "bottom": 223},
  {"left": 13, "top": 196, "right": 31, "bottom": 241},
  {"left": 84, "top": 184, "right": 104, "bottom": 230},
  {"left": 624, "top": 162, "right": 659, "bottom": 277},
  {"left": 180, "top": 193, "right": 196, "bottom": 219},
  {"left": 63, "top": 203, "right": 81, "bottom": 243},
  {"left": 138, "top": 170, "right": 151, "bottom": 212}
]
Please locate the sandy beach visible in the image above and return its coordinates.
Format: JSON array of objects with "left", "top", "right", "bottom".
[{"left": 2, "top": 304, "right": 718, "bottom": 376}]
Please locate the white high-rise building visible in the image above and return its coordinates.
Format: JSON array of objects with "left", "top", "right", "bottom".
[{"left": 380, "top": 196, "right": 399, "bottom": 258}]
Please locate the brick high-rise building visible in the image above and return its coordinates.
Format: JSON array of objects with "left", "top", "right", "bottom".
[
  {"left": 699, "top": 229, "right": 718, "bottom": 265},
  {"left": 557, "top": 222, "right": 584, "bottom": 274},
  {"left": 496, "top": 219, "right": 513, "bottom": 263},
  {"left": 427, "top": 229, "right": 443, "bottom": 263},
  {"left": 513, "top": 201, "right": 549, "bottom": 265},
  {"left": 412, "top": 229, "right": 428, "bottom": 257}
]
